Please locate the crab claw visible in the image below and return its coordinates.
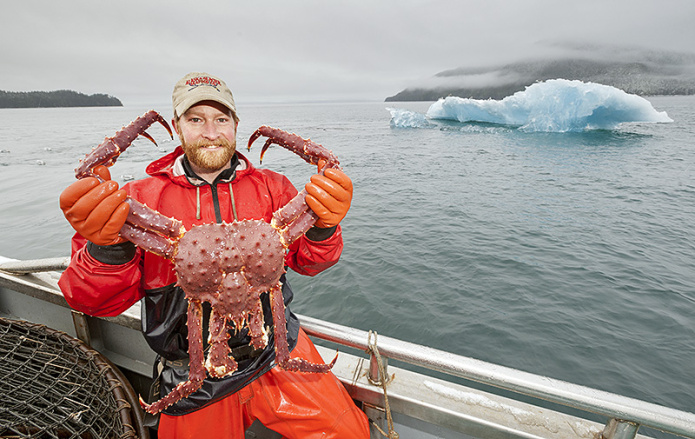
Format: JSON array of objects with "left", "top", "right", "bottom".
[
  {"left": 247, "top": 126, "right": 339, "bottom": 168},
  {"left": 75, "top": 110, "right": 173, "bottom": 179}
]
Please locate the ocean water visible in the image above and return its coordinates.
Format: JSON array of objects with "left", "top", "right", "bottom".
[{"left": 1, "top": 89, "right": 693, "bottom": 428}]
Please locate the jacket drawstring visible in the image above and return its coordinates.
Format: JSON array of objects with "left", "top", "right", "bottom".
[
  {"left": 195, "top": 182, "right": 236, "bottom": 222},
  {"left": 229, "top": 182, "right": 238, "bottom": 221},
  {"left": 196, "top": 186, "right": 201, "bottom": 220}
]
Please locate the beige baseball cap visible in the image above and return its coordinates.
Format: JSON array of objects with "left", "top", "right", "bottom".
[{"left": 172, "top": 72, "right": 238, "bottom": 119}]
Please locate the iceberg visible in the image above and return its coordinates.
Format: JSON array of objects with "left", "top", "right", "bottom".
[
  {"left": 389, "top": 79, "right": 673, "bottom": 132},
  {"left": 386, "top": 107, "right": 430, "bottom": 128}
]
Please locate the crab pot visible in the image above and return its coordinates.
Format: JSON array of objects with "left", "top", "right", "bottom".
[{"left": 0, "top": 317, "right": 148, "bottom": 438}]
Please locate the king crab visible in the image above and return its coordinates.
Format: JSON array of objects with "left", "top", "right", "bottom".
[{"left": 75, "top": 111, "right": 339, "bottom": 414}]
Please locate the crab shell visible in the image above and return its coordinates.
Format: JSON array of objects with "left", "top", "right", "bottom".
[{"left": 174, "top": 221, "right": 285, "bottom": 319}]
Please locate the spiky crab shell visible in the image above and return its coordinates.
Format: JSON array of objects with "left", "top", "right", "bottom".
[{"left": 173, "top": 221, "right": 286, "bottom": 308}]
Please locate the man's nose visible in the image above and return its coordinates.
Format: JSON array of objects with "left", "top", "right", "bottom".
[{"left": 201, "top": 121, "right": 219, "bottom": 139}]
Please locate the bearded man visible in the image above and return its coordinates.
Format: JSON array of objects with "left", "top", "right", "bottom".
[{"left": 58, "top": 72, "right": 369, "bottom": 438}]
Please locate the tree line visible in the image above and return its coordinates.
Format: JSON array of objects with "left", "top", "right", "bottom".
[{"left": 0, "top": 90, "right": 123, "bottom": 108}]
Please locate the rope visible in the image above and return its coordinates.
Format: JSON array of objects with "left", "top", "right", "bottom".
[{"left": 366, "top": 331, "right": 399, "bottom": 439}]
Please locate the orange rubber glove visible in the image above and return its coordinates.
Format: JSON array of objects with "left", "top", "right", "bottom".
[
  {"left": 59, "top": 165, "right": 129, "bottom": 245},
  {"left": 305, "top": 161, "right": 353, "bottom": 228}
]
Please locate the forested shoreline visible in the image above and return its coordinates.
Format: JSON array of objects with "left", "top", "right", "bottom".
[{"left": 0, "top": 90, "right": 122, "bottom": 108}]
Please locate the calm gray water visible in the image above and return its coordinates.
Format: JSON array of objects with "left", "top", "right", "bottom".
[{"left": 1, "top": 97, "right": 693, "bottom": 422}]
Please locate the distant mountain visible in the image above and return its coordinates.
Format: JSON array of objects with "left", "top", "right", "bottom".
[
  {"left": 0, "top": 90, "right": 122, "bottom": 108},
  {"left": 386, "top": 55, "right": 695, "bottom": 101}
]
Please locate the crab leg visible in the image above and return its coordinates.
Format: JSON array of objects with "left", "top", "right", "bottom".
[
  {"left": 141, "top": 300, "right": 206, "bottom": 414},
  {"left": 120, "top": 222, "right": 179, "bottom": 259},
  {"left": 119, "top": 199, "right": 185, "bottom": 258},
  {"left": 75, "top": 110, "right": 173, "bottom": 179},
  {"left": 247, "top": 126, "right": 342, "bottom": 245},
  {"left": 272, "top": 191, "right": 320, "bottom": 246},
  {"left": 270, "top": 284, "right": 337, "bottom": 373},
  {"left": 205, "top": 310, "right": 238, "bottom": 378},
  {"left": 124, "top": 198, "right": 184, "bottom": 238},
  {"left": 74, "top": 111, "right": 184, "bottom": 257},
  {"left": 271, "top": 188, "right": 313, "bottom": 230},
  {"left": 247, "top": 126, "right": 339, "bottom": 167}
]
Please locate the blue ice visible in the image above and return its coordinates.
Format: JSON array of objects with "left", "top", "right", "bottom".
[{"left": 389, "top": 79, "right": 673, "bottom": 132}]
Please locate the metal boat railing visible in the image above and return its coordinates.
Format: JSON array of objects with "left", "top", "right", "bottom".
[
  {"left": 0, "top": 257, "right": 70, "bottom": 274},
  {"left": 2, "top": 257, "right": 694, "bottom": 439},
  {"left": 302, "top": 316, "right": 695, "bottom": 439}
]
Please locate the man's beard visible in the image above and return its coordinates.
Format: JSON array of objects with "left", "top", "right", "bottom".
[{"left": 180, "top": 135, "right": 237, "bottom": 172}]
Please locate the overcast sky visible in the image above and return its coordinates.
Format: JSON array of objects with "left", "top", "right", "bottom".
[{"left": 2, "top": 0, "right": 694, "bottom": 105}]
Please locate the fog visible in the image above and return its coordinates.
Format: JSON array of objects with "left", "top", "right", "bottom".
[{"left": 2, "top": 0, "right": 694, "bottom": 104}]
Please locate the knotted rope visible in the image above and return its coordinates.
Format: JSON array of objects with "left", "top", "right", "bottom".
[{"left": 366, "top": 330, "right": 399, "bottom": 439}]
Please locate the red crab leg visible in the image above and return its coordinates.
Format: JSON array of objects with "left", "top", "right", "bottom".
[
  {"left": 75, "top": 110, "right": 173, "bottom": 179},
  {"left": 120, "top": 223, "right": 178, "bottom": 259},
  {"left": 141, "top": 300, "right": 206, "bottom": 414},
  {"left": 74, "top": 111, "right": 183, "bottom": 258},
  {"left": 119, "top": 199, "right": 184, "bottom": 259},
  {"left": 247, "top": 126, "right": 341, "bottom": 246},
  {"left": 124, "top": 198, "right": 184, "bottom": 239},
  {"left": 205, "top": 309, "right": 238, "bottom": 378},
  {"left": 247, "top": 126, "right": 339, "bottom": 167},
  {"left": 273, "top": 192, "right": 319, "bottom": 246},
  {"left": 269, "top": 284, "right": 337, "bottom": 373}
]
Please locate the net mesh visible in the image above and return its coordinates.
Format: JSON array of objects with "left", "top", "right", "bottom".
[{"left": 0, "top": 317, "right": 142, "bottom": 438}]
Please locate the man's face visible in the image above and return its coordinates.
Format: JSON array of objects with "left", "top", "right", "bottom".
[{"left": 175, "top": 101, "right": 238, "bottom": 172}]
